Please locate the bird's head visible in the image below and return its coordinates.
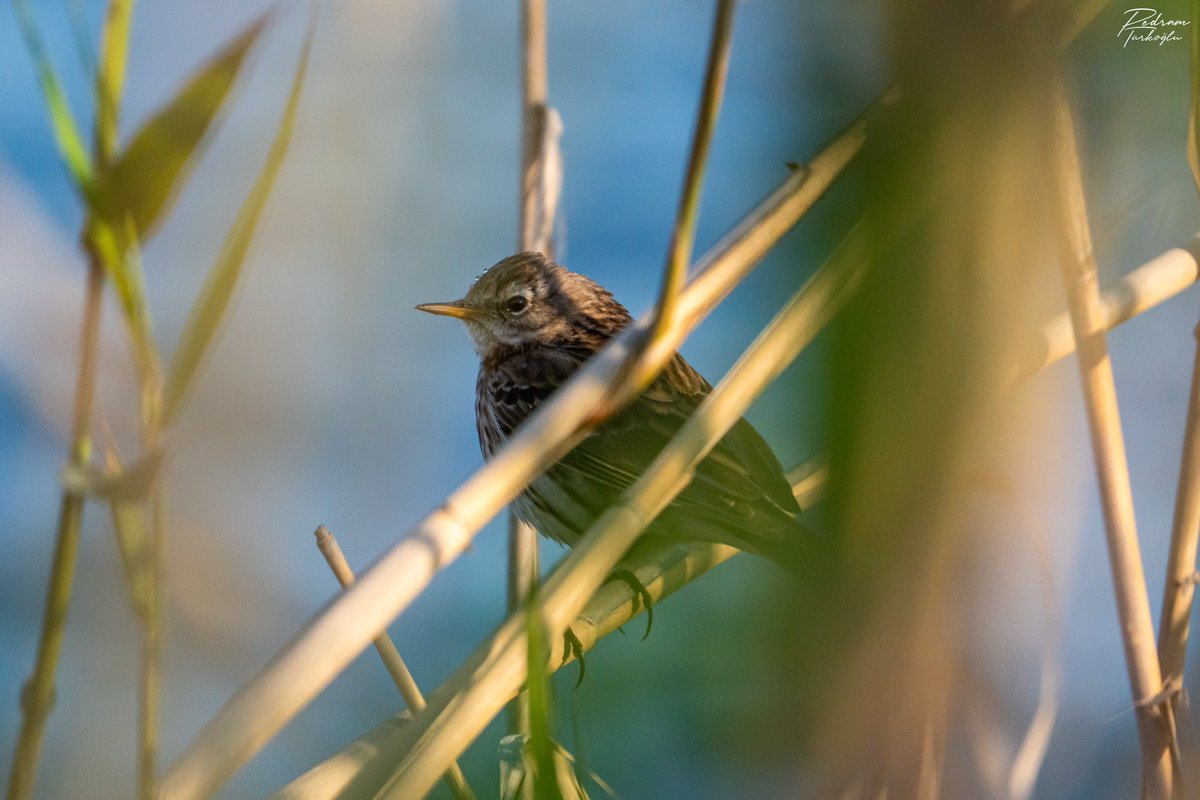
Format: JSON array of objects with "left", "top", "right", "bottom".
[{"left": 416, "top": 251, "right": 628, "bottom": 357}]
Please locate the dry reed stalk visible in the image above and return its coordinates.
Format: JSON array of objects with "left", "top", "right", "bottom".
[
  {"left": 1017, "top": 240, "right": 1200, "bottom": 379},
  {"left": 157, "top": 97, "right": 881, "bottom": 800},
  {"left": 1155, "top": 318, "right": 1200, "bottom": 786},
  {"left": 313, "top": 527, "right": 476, "bottom": 800},
  {"left": 365, "top": 249, "right": 860, "bottom": 800},
  {"left": 1049, "top": 80, "right": 1175, "bottom": 798},
  {"left": 509, "top": 0, "right": 555, "bottom": 740}
]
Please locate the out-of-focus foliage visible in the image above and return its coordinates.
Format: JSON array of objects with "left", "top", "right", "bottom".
[
  {"left": 163, "top": 14, "right": 314, "bottom": 425},
  {"left": 754, "top": 2, "right": 1076, "bottom": 796},
  {"left": 96, "top": 13, "right": 268, "bottom": 242},
  {"left": 4, "top": 2, "right": 312, "bottom": 799}
]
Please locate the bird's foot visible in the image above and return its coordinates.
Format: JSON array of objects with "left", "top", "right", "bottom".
[
  {"left": 562, "top": 627, "right": 586, "bottom": 689},
  {"left": 607, "top": 568, "right": 654, "bottom": 641}
]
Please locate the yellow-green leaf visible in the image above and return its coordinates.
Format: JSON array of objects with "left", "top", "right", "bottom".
[
  {"left": 83, "top": 214, "right": 157, "bottom": 374},
  {"left": 163, "top": 15, "right": 313, "bottom": 425},
  {"left": 13, "top": 0, "right": 94, "bottom": 193},
  {"left": 95, "top": 0, "right": 136, "bottom": 163},
  {"left": 101, "top": 11, "right": 269, "bottom": 241}
]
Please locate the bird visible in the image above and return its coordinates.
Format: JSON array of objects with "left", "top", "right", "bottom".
[{"left": 416, "top": 251, "right": 813, "bottom": 577}]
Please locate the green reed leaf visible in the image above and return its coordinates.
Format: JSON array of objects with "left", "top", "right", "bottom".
[
  {"left": 162, "top": 12, "right": 313, "bottom": 425},
  {"left": 13, "top": 0, "right": 94, "bottom": 193},
  {"left": 83, "top": 214, "right": 157, "bottom": 378},
  {"left": 95, "top": 0, "right": 136, "bottom": 162},
  {"left": 100, "top": 11, "right": 269, "bottom": 241}
]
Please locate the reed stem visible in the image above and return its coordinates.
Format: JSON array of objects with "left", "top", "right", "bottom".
[
  {"left": 651, "top": 0, "right": 735, "bottom": 343},
  {"left": 313, "top": 527, "right": 476, "bottom": 800},
  {"left": 1049, "top": 79, "right": 1175, "bottom": 799},
  {"left": 7, "top": 257, "right": 104, "bottom": 800}
]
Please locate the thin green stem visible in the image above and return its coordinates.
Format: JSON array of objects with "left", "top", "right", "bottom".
[
  {"left": 650, "top": 0, "right": 735, "bottom": 344},
  {"left": 7, "top": 258, "right": 104, "bottom": 800}
]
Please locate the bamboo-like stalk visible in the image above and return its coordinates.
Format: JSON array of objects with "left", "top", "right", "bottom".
[
  {"left": 518, "top": 0, "right": 550, "bottom": 258},
  {"left": 650, "top": 0, "right": 734, "bottom": 342},
  {"left": 1156, "top": 1, "right": 1200, "bottom": 776},
  {"left": 6, "top": 259, "right": 103, "bottom": 800},
  {"left": 1155, "top": 318, "right": 1200, "bottom": 779},
  {"left": 510, "top": 0, "right": 552, "bottom": 740},
  {"left": 157, "top": 96, "right": 882, "bottom": 800},
  {"left": 314, "top": 527, "right": 476, "bottom": 800},
  {"left": 369, "top": 241, "right": 861, "bottom": 800},
  {"left": 1049, "top": 81, "right": 1175, "bottom": 798},
  {"left": 1016, "top": 239, "right": 1200, "bottom": 379}
]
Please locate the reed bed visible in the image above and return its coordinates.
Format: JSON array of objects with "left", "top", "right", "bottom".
[{"left": 5, "top": 2, "right": 1200, "bottom": 799}]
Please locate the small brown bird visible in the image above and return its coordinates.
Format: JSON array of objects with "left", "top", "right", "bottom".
[{"left": 417, "top": 251, "right": 810, "bottom": 574}]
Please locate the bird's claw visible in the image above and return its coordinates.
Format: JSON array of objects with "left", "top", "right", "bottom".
[
  {"left": 562, "top": 627, "right": 586, "bottom": 688},
  {"left": 607, "top": 568, "right": 654, "bottom": 641}
]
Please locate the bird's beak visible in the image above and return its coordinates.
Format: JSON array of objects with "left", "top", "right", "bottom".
[{"left": 415, "top": 299, "right": 480, "bottom": 320}]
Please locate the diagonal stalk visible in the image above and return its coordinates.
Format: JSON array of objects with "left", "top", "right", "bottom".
[
  {"left": 314, "top": 527, "right": 476, "bottom": 800},
  {"left": 1049, "top": 79, "right": 1175, "bottom": 798},
  {"left": 650, "top": 0, "right": 735, "bottom": 343}
]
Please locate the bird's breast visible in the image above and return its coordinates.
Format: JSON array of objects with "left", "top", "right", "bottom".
[{"left": 475, "top": 348, "right": 582, "bottom": 461}]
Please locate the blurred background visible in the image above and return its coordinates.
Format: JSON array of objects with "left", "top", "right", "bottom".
[{"left": 1, "top": 0, "right": 1199, "bottom": 797}]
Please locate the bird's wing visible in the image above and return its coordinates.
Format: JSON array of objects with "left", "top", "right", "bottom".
[
  {"left": 643, "top": 354, "right": 800, "bottom": 516},
  {"left": 555, "top": 355, "right": 803, "bottom": 547},
  {"left": 485, "top": 350, "right": 799, "bottom": 524}
]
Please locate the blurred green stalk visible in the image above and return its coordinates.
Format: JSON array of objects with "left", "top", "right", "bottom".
[{"left": 6, "top": 259, "right": 104, "bottom": 800}]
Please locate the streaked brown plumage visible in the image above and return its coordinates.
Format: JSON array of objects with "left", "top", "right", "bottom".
[{"left": 417, "top": 251, "right": 810, "bottom": 572}]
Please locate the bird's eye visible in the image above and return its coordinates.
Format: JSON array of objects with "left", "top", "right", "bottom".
[{"left": 505, "top": 295, "right": 529, "bottom": 314}]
